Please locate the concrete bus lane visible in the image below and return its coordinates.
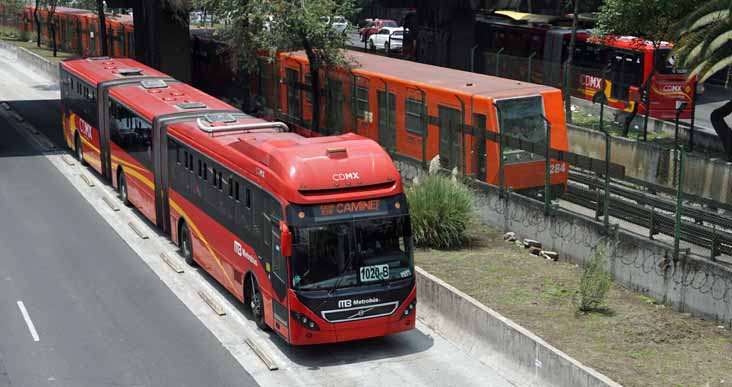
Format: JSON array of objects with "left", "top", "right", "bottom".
[
  {"left": 0, "top": 109, "right": 258, "bottom": 386},
  {"left": 0, "top": 48, "right": 520, "bottom": 387}
]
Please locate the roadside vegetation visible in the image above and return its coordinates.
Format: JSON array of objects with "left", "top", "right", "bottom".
[
  {"left": 416, "top": 224, "right": 732, "bottom": 387},
  {"left": 406, "top": 174, "right": 473, "bottom": 249}
]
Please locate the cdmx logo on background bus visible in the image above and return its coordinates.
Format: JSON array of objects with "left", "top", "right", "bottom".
[{"left": 579, "top": 74, "right": 604, "bottom": 90}]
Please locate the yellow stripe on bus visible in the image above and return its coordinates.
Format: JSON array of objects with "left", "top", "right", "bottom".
[{"left": 170, "top": 199, "right": 238, "bottom": 292}]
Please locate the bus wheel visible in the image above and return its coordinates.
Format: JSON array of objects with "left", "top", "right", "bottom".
[
  {"left": 179, "top": 222, "right": 196, "bottom": 267},
  {"left": 248, "top": 278, "right": 268, "bottom": 331},
  {"left": 74, "top": 133, "right": 86, "bottom": 165},
  {"left": 117, "top": 170, "right": 131, "bottom": 207}
]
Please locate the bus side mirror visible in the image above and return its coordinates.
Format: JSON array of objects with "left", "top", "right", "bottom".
[{"left": 280, "top": 221, "right": 292, "bottom": 257}]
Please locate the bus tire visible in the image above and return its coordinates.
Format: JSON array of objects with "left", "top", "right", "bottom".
[
  {"left": 179, "top": 221, "right": 196, "bottom": 267},
  {"left": 74, "top": 132, "right": 86, "bottom": 165},
  {"left": 247, "top": 276, "right": 268, "bottom": 331},
  {"left": 117, "top": 170, "right": 131, "bottom": 207}
]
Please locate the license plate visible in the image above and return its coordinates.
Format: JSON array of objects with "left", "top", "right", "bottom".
[{"left": 359, "top": 264, "right": 389, "bottom": 282}]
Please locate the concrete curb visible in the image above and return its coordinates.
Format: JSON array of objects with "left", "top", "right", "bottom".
[
  {"left": 0, "top": 40, "right": 59, "bottom": 82},
  {"left": 416, "top": 267, "right": 622, "bottom": 387}
]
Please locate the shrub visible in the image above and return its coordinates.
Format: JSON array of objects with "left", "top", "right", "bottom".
[
  {"left": 575, "top": 246, "right": 612, "bottom": 313},
  {"left": 406, "top": 174, "right": 473, "bottom": 248}
]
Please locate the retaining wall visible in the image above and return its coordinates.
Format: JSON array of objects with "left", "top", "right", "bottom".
[
  {"left": 416, "top": 268, "right": 621, "bottom": 387},
  {"left": 395, "top": 158, "right": 732, "bottom": 326},
  {"left": 567, "top": 124, "right": 732, "bottom": 205},
  {"left": 0, "top": 40, "right": 59, "bottom": 82}
]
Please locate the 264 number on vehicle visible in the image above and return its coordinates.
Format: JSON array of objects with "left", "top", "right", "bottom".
[{"left": 360, "top": 264, "right": 389, "bottom": 282}]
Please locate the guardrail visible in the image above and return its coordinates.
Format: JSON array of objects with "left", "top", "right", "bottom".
[{"left": 566, "top": 168, "right": 732, "bottom": 260}]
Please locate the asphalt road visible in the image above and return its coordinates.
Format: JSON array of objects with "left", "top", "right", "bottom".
[
  {"left": 0, "top": 79, "right": 257, "bottom": 387},
  {"left": 0, "top": 46, "right": 538, "bottom": 387}
]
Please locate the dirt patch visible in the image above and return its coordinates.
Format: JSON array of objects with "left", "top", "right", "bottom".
[{"left": 416, "top": 224, "right": 732, "bottom": 387}]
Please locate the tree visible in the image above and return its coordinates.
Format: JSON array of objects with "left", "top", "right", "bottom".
[
  {"left": 96, "top": 0, "right": 106, "bottom": 56},
  {"left": 222, "top": 0, "right": 357, "bottom": 133},
  {"left": 47, "top": 0, "right": 58, "bottom": 56},
  {"left": 563, "top": 0, "right": 580, "bottom": 124},
  {"left": 672, "top": 0, "right": 732, "bottom": 159},
  {"left": 34, "top": 0, "right": 42, "bottom": 48},
  {"left": 595, "top": 0, "right": 697, "bottom": 137}
]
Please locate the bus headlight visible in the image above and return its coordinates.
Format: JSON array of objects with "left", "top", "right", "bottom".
[
  {"left": 400, "top": 299, "right": 416, "bottom": 320},
  {"left": 291, "top": 311, "right": 320, "bottom": 331}
]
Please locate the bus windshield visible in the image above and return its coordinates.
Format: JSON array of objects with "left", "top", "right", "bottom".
[
  {"left": 291, "top": 216, "right": 413, "bottom": 291},
  {"left": 656, "top": 48, "right": 687, "bottom": 75},
  {"left": 495, "top": 96, "right": 547, "bottom": 164}
]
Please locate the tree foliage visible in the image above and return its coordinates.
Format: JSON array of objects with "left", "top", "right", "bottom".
[
  {"left": 672, "top": 0, "right": 732, "bottom": 83},
  {"left": 220, "top": 0, "right": 357, "bottom": 132},
  {"left": 595, "top": 0, "right": 696, "bottom": 45}
]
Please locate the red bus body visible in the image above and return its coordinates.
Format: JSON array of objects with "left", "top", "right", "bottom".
[
  {"left": 476, "top": 13, "right": 694, "bottom": 120},
  {"left": 59, "top": 57, "right": 417, "bottom": 345}
]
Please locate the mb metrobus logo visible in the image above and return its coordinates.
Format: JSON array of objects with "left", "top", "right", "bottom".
[{"left": 337, "top": 298, "right": 380, "bottom": 308}]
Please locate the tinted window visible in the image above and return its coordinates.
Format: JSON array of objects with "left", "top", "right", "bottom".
[
  {"left": 110, "top": 99, "right": 153, "bottom": 170},
  {"left": 383, "top": 21, "right": 397, "bottom": 27}
]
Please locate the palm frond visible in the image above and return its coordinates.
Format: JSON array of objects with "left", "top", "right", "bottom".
[
  {"left": 687, "top": 10, "right": 730, "bottom": 34},
  {"left": 701, "top": 54, "right": 732, "bottom": 82},
  {"left": 673, "top": 0, "right": 732, "bottom": 38}
]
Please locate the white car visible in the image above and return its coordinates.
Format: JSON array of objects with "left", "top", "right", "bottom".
[
  {"left": 320, "top": 16, "right": 349, "bottom": 34},
  {"left": 368, "top": 27, "right": 404, "bottom": 52},
  {"left": 331, "top": 16, "right": 349, "bottom": 34}
]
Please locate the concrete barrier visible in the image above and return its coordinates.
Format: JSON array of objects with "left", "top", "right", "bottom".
[
  {"left": 394, "top": 157, "right": 732, "bottom": 328},
  {"left": 571, "top": 96, "right": 724, "bottom": 154},
  {"left": 0, "top": 40, "right": 59, "bottom": 82},
  {"left": 567, "top": 124, "right": 732, "bottom": 205},
  {"left": 416, "top": 267, "right": 621, "bottom": 387}
]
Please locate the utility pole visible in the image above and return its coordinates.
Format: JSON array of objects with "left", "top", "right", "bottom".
[
  {"left": 97, "top": 0, "right": 107, "bottom": 56},
  {"left": 563, "top": 0, "right": 580, "bottom": 124}
]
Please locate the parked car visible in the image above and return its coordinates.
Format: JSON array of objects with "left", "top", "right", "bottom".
[
  {"left": 330, "top": 16, "right": 349, "bottom": 34},
  {"left": 359, "top": 19, "right": 398, "bottom": 42},
  {"left": 368, "top": 27, "right": 404, "bottom": 51}
]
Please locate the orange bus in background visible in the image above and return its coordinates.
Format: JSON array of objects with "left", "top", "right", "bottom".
[{"left": 255, "top": 50, "right": 569, "bottom": 194}]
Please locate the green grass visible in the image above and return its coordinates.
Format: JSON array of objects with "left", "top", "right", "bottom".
[
  {"left": 416, "top": 224, "right": 732, "bottom": 387},
  {"left": 570, "top": 108, "right": 671, "bottom": 141}
]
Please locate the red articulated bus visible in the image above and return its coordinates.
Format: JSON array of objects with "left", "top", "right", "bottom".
[
  {"left": 254, "top": 50, "right": 569, "bottom": 194},
  {"left": 59, "top": 56, "right": 417, "bottom": 345},
  {"left": 476, "top": 11, "right": 694, "bottom": 120}
]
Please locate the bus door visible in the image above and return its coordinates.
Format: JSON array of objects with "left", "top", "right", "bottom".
[
  {"left": 97, "top": 83, "right": 112, "bottom": 181},
  {"left": 377, "top": 88, "right": 396, "bottom": 153},
  {"left": 270, "top": 222, "right": 289, "bottom": 339},
  {"left": 610, "top": 49, "right": 644, "bottom": 102},
  {"left": 438, "top": 105, "right": 462, "bottom": 171}
]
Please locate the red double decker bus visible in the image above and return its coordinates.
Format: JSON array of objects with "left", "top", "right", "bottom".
[
  {"left": 59, "top": 57, "right": 417, "bottom": 345},
  {"left": 476, "top": 11, "right": 694, "bottom": 120}
]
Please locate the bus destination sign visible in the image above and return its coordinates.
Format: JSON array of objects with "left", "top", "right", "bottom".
[{"left": 319, "top": 199, "right": 381, "bottom": 216}]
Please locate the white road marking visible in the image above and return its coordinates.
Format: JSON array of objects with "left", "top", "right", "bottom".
[{"left": 17, "top": 301, "right": 40, "bottom": 342}]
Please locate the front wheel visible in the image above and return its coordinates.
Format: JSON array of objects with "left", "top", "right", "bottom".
[
  {"left": 369, "top": 39, "right": 375, "bottom": 51},
  {"left": 249, "top": 278, "right": 268, "bottom": 331}
]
